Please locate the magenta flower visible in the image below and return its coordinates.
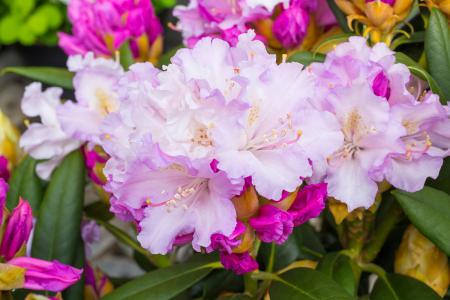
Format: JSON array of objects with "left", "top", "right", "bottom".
[
  {"left": 58, "top": 0, "right": 162, "bottom": 59},
  {"left": 249, "top": 205, "right": 294, "bottom": 244},
  {"left": 8, "top": 257, "right": 82, "bottom": 292},
  {"left": 0, "top": 156, "right": 9, "bottom": 181},
  {"left": 0, "top": 199, "right": 33, "bottom": 261},
  {"left": 273, "top": 1, "right": 310, "bottom": 49},
  {"left": 209, "top": 222, "right": 246, "bottom": 253},
  {"left": 220, "top": 251, "right": 258, "bottom": 275},
  {"left": 288, "top": 183, "right": 327, "bottom": 226}
]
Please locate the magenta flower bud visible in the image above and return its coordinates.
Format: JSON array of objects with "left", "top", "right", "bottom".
[
  {"left": 273, "top": 5, "right": 310, "bottom": 49},
  {"left": 249, "top": 205, "right": 294, "bottom": 245},
  {"left": 366, "top": 0, "right": 395, "bottom": 5},
  {"left": 209, "top": 222, "right": 246, "bottom": 254},
  {"left": 0, "top": 198, "right": 33, "bottom": 260},
  {"left": 0, "top": 156, "right": 10, "bottom": 181},
  {"left": 220, "top": 251, "right": 258, "bottom": 275},
  {"left": 8, "top": 257, "right": 83, "bottom": 292},
  {"left": 0, "top": 178, "right": 8, "bottom": 225},
  {"left": 372, "top": 71, "right": 391, "bottom": 99},
  {"left": 288, "top": 183, "right": 327, "bottom": 226}
]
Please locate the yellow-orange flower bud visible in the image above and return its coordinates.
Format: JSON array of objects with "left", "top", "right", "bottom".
[
  {"left": 232, "top": 185, "right": 259, "bottom": 221},
  {"left": 0, "top": 109, "right": 20, "bottom": 167},
  {"left": 0, "top": 263, "right": 25, "bottom": 290},
  {"left": 365, "top": 1, "right": 394, "bottom": 28},
  {"left": 395, "top": 225, "right": 450, "bottom": 297},
  {"left": 232, "top": 225, "right": 256, "bottom": 254}
]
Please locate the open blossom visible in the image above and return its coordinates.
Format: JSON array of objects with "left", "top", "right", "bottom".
[
  {"left": 8, "top": 257, "right": 83, "bottom": 292},
  {"left": 57, "top": 53, "right": 124, "bottom": 145},
  {"left": 58, "top": 0, "right": 163, "bottom": 61},
  {"left": 308, "top": 37, "right": 450, "bottom": 210},
  {"left": 20, "top": 83, "right": 82, "bottom": 180},
  {"left": 174, "top": 0, "right": 335, "bottom": 49}
]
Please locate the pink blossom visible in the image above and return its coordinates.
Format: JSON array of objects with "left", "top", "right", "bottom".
[
  {"left": 220, "top": 251, "right": 258, "bottom": 275},
  {"left": 288, "top": 183, "right": 327, "bottom": 226},
  {"left": 273, "top": 0, "right": 311, "bottom": 49},
  {"left": 58, "top": 0, "right": 162, "bottom": 59},
  {"left": 0, "top": 178, "right": 7, "bottom": 225},
  {"left": 8, "top": 257, "right": 82, "bottom": 292},
  {"left": 249, "top": 205, "right": 294, "bottom": 244},
  {"left": 0, "top": 156, "right": 9, "bottom": 181},
  {"left": 208, "top": 222, "right": 246, "bottom": 253},
  {"left": 0, "top": 199, "right": 33, "bottom": 261}
]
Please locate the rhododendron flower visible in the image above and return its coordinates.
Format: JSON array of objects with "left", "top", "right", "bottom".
[
  {"left": 0, "top": 156, "right": 9, "bottom": 181},
  {"left": 0, "top": 178, "right": 7, "bottom": 225},
  {"left": 308, "top": 37, "right": 450, "bottom": 210},
  {"left": 209, "top": 222, "right": 246, "bottom": 253},
  {"left": 249, "top": 205, "right": 294, "bottom": 244},
  {"left": 8, "top": 257, "right": 83, "bottom": 292},
  {"left": 288, "top": 183, "right": 327, "bottom": 226},
  {"left": 57, "top": 53, "right": 124, "bottom": 145},
  {"left": 58, "top": 0, "right": 163, "bottom": 61},
  {"left": 174, "top": 0, "right": 335, "bottom": 49},
  {"left": 20, "top": 83, "right": 82, "bottom": 180},
  {"left": 0, "top": 199, "right": 33, "bottom": 261},
  {"left": 220, "top": 251, "right": 259, "bottom": 275}
]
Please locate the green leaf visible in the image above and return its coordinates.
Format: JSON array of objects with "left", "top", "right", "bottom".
[
  {"left": 317, "top": 253, "right": 360, "bottom": 296},
  {"left": 427, "top": 157, "right": 450, "bottom": 194},
  {"left": 0, "top": 67, "right": 74, "bottom": 89},
  {"left": 288, "top": 51, "right": 325, "bottom": 66},
  {"left": 326, "top": 0, "right": 351, "bottom": 33},
  {"left": 158, "top": 46, "right": 182, "bottom": 68},
  {"left": 31, "top": 150, "right": 86, "bottom": 264},
  {"left": 119, "top": 41, "right": 134, "bottom": 70},
  {"left": 391, "top": 187, "right": 450, "bottom": 255},
  {"left": 202, "top": 270, "right": 243, "bottom": 300},
  {"left": 84, "top": 201, "right": 114, "bottom": 222},
  {"left": 312, "top": 33, "right": 354, "bottom": 54},
  {"left": 6, "top": 156, "right": 44, "bottom": 213},
  {"left": 395, "top": 52, "right": 445, "bottom": 102},
  {"left": 269, "top": 268, "right": 355, "bottom": 300},
  {"left": 391, "top": 31, "right": 425, "bottom": 50},
  {"left": 62, "top": 239, "right": 85, "bottom": 300},
  {"left": 370, "top": 273, "right": 441, "bottom": 300},
  {"left": 102, "top": 257, "right": 220, "bottom": 300},
  {"left": 425, "top": 8, "right": 450, "bottom": 101}
]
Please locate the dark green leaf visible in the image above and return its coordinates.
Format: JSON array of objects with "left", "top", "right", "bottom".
[
  {"left": 158, "top": 46, "right": 182, "bottom": 68},
  {"left": 317, "top": 253, "right": 360, "bottom": 296},
  {"left": 288, "top": 51, "right": 325, "bottom": 66},
  {"left": 391, "top": 31, "right": 425, "bottom": 50},
  {"left": 6, "top": 156, "right": 44, "bottom": 213},
  {"left": 119, "top": 41, "right": 134, "bottom": 70},
  {"left": 392, "top": 187, "right": 450, "bottom": 255},
  {"left": 217, "top": 294, "right": 252, "bottom": 300},
  {"left": 427, "top": 157, "right": 450, "bottom": 194},
  {"left": 31, "top": 150, "right": 86, "bottom": 264},
  {"left": 269, "top": 268, "right": 354, "bottom": 300},
  {"left": 202, "top": 270, "right": 243, "bottom": 300},
  {"left": 395, "top": 52, "right": 445, "bottom": 101},
  {"left": 425, "top": 8, "right": 450, "bottom": 101},
  {"left": 102, "top": 257, "right": 220, "bottom": 300},
  {"left": 370, "top": 273, "right": 441, "bottom": 300},
  {"left": 63, "top": 239, "right": 85, "bottom": 300},
  {"left": 326, "top": 0, "right": 351, "bottom": 33},
  {"left": 84, "top": 201, "right": 114, "bottom": 222},
  {"left": 0, "top": 67, "right": 73, "bottom": 89}
]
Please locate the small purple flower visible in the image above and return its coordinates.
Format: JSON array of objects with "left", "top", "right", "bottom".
[
  {"left": 372, "top": 71, "right": 391, "bottom": 99},
  {"left": 220, "top": 251, "right": 258, "bottom": 275},
  {"left": 209, "top": 222, "right": 246, "bottom": 254},
  {"left": 288, "top": 183, "right": 327, "bottom": 226},
  {"left": 249, "top": 205, "right": 294, "bottom": 244},
  {"left": 0, "top": 156, "right": 10, "bottom": 181},
  {"left": 273, "top": 3, "right": 310, "bottom": 49},
  {"left": 0, "top": 198, "right": 33, "bottom": 261},
  {"left": 8, "top": 257, "right": 83, "bottom": 292}
]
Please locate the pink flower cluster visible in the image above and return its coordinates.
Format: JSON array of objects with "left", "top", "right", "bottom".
[
  {"left": 20, "top": 33, "right": 450, "bottom": 274},
  {"left": 174, "top": 0, "right": 335, "bottom": 48},
  {"left": 59, "top": 0, "right": 163, "bottom": 59}
]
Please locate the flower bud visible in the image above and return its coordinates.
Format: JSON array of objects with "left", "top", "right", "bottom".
[
  {"left": 0, "top": 263, "right": 25, "bottom": 290},
  {"left": 365, "top": 1, "right": 394, "bottom": 28},
  {"left": 0, "top": 199, "right": 33, "bottom": 261},
  {"left": 288, "top": 183, "right": 327, "bottom": 226},
  {"left": 232, "top": 224, "right": 256, "bottom": 254},
  {"left": 0, "top": 156, "right": 9, "bottom": 181},
  {"left": 395, "top": 225, "right": 450, "bottom": 297},
  {"left": 8, "top": 257, "right": 83, "bottom": 292},
  {"left": 0, "top": 109, "right": 20, "bottom": 169},
  {"left": 84, "top": 263, "right": 113, "bottom": 300},
  {"left": 0, "top": 178, "right": 8, "bottom": 226},
  {"left": 220, "top": 251, "right": 258, "bottom": 275},
  {"left": 209, "top": 222, "right": 246, "bottom": 254},
  {"left": 232, "top": 182, "right": 259, "bottom": 221},
  {"left": 25, "top": 294, "right": 62, "bottom": 300},
  {"left": 273, "top": 5, "right": 310, "bottom": 49},
  {"left": 249, "top": 205, "right": 294, "bottom": 245}
]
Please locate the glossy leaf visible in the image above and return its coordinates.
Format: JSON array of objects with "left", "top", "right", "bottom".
[
  {"left": 102, "top": 257, "right": 220, "bottom": 300},
  {"left": 425, "top": 8, "right": 450, "bottom": 101},
  {"left": 392, "top": 187, "right": 450, "bottom": 256},
  {"left": 288, "top": 51, "right": 325, "bottom": 66},
  {"left": 370, "top": 273, "right": 441, "bottom": 300},
  {"left": 427, "top": 157, "right": 450, "bottom": 194},
  {"left": 63, "top": 239, "right": 85, "bottom": 300},
  {"left": 395, "top": 52, "right": 445, "bottom": 102},
  {"left": 31, "top": 150, "right": 86, "bottom": 264},
  {"left": 269, "top": 268, "right": 354, "bottom": 300},
  {"left": 119, "top": 41, "right": 134, "bottom": 70},
  {"left": 6, "top": 156, "right": 44, "bottom": 213},
  {"left": 84, "top": 201, "right": 114, "bottom": 222},
  {"left": 0, "top": 67, "right": 74, "bottom": 89},
  {"left": 317, "top": 253, "right": 360, "bottom": 296}
]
